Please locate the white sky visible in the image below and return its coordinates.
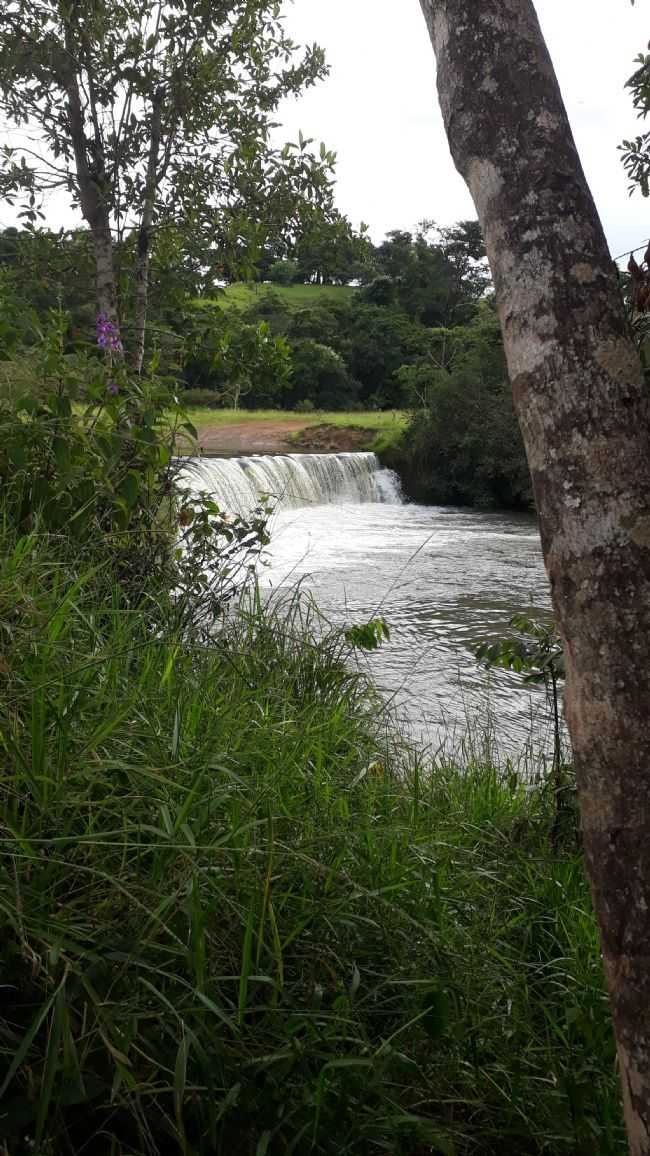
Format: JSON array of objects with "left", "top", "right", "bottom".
[
  {"left": 274, "top": 0, "right": 649, "bottom": 258},
  {"left": 2, "top": 0, "right": 648, "bottom": 260}
]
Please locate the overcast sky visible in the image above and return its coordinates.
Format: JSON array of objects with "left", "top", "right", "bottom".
[
  {"left": 274, "top": 0, "right": 649, "bottom": 258},
  {"left": 2, "top": 0, "right": 648, "bottom": 260}
]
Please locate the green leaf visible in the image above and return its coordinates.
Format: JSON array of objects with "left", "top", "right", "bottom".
[
  {"left": 53, "top": 435, "right": 71, "bottom": 472},
  {"left": 420, "top": 985, "right": 449, "bottom": 1040},
  {"left": 174, "top": 1034, "right": 190, "bottom": 1136},
  {"left": 345, "top": 618, "right": 390, "bottom": 651},
  {"left": 119, "top": 471, "right": 140, "bottom": 508}
]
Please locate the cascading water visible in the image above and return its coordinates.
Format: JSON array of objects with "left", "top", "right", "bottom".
[
  {"left": 178, "top": 452, "right": 401, "bottom": 515},
  {"left": 176, "top": 450, "right": 552, "bottom": 758}
]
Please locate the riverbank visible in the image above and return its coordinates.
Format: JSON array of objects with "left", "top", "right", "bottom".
[
  {"left": 178, "top": 407, "right": 407, "bottom": 456},
  {"left": 1, "top": 376, "right": 620, "bottom": 1154},
  {"left": 1, "top": 524, "right": 622, "bottom": 1155}
]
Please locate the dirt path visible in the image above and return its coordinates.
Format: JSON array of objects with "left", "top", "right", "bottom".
[
  {"left": 194, "top": 419, "right": 375, "bottom": 456},
  {"left": 197, "top": 419, "right": 307, "bottom": 455}
]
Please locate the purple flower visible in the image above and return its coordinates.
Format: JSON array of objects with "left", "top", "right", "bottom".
[
  {"left": 107, "top": 380, "right": 119, "bottom": 395},
  {"left": 96, "top": 313, "right": 123, "bottom": 354}
]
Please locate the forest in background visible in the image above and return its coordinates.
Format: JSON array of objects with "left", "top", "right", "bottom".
[{"left": 0, "top": 218, "right": 532, "bottom": 508}]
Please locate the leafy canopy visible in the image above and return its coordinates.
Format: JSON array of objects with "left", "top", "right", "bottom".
[{"left": 0, "top": 0, "right": 337, "bottom": 347}]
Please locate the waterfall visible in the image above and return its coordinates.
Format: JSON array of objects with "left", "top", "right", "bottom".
[{"left": 178, "top": 452, "right": 401, "bottom": 516}]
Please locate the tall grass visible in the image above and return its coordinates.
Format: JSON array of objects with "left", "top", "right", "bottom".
[{"left": 0, "top": 530, "right": 623, "bottom": 1155}]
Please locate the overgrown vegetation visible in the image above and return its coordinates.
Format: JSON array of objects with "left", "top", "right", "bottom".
[
  {"left": 0, "top": 308, "right": 624, "bottom": 1155},
  {"left": 0, "top": 540, "right": 622, "bottom": 1155},
  {"left": 389, "top": 305, "right": 532, "bottom": 509}
]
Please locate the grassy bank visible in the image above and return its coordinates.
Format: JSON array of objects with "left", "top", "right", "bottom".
[
  {"left": 181, "top": 407, "right": 408, "bottom": 455},
  {"left": 199, "top": 283, "right": 356, "bottom": 311},
  {"left": 183, "top": 407, "right": 405, "bottom": 431},
  {"left": 0, "top": 529, "right": 622, "bottom": 1155}
]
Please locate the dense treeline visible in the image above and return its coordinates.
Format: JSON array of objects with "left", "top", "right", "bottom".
[
  {"left": 392, "top": 306, "right": 533, "bottom": 509},
  {"left": 0, "top": 220, "right": 532, "bottom": 508}
]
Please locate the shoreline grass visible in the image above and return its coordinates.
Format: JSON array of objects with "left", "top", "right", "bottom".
[
  {"left": 182, "top": 407, "right": 407, "bottom": 431},
  {"left": 0, "top": 531, "right": 623, "bottom": 1155}
]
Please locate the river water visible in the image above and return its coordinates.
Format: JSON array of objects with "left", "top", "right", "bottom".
[{"left": 182, "top": 452, "right": 556, "bottom": 766}]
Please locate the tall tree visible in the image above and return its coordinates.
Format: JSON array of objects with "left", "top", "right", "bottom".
[
  {"left": 367, "top": 222, "right": 489, "bottom": 325},
  {"left": 418, "top": 1, "right": 650, "bottom": 1149},
  {"left": 0, "top": 0, "right": 333, "bottom": 370}
]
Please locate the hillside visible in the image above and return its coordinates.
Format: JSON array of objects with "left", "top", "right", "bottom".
[{"left": 199, "top": 281, "right": 357, "bottom": 311}]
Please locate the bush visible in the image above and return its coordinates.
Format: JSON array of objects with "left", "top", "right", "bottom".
[
  {"left": 288, "top": 338, "right": 358, "bottom": 409},
  {"left": 183, "top": 307, "right": 291, "bottom": 408},
  {"left": 358, "top": 273, "right": 396, "bottom": 306},
  {"left": 181, "top": 386, "right": 225, "bottom": 408},
  {"left": 267, "top": 258, "right": 300, "bottom": 285},
  {"left": 0, "top": 311, "right": 269, "bottom": 614}
]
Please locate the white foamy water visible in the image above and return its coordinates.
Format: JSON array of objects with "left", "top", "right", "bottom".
[
  {"left": 178, "top": 452, "right": 401, "bottom": 516},
  {"left": 180, "top": 452, "right": 558, "bottom": 765}
]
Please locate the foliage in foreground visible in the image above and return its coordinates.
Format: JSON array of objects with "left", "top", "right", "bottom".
[
  {"left": 0, "top": 536, "right": 623, "bottom": 1155},
  {"left": 0, "top": 319, "right": 622, "bottom": 1153}
]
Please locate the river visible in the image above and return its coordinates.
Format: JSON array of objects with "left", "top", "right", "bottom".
[{"left": 181, "top": 451, "right": 557, "bottom": 767}]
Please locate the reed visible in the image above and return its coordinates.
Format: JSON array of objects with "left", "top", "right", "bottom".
[{"left": 0, "top": 531, "right": 622, "bottom": 1155}]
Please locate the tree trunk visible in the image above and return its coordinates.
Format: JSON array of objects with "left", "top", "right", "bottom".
[
  {"left": 132, "top": 96, "right": 163, "bottom": 374},
  {"left": 418, "top": 1, "right": 650, "bottom": 1149},
  {"left": 62, "top": 26, "right": 119, "bottom": 332},
  {"left": 91, "top": 220, "right": 119, "bottom": 328}
]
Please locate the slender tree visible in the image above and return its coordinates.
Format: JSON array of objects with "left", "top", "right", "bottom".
[
  {"left": 0, "top": 0, "right": 334, "bottom": 369},
  {"left": 418, "top": 0, "right": 650, "bottom": 1149}
]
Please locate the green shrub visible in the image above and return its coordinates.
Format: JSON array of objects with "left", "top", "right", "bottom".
[
  {"left": 288, "top": 338, "right": 358, "bottom": 409},
  {"left": 181, "top": 386, "right": 225, "bottom": 408},
  {"left": 0, "top": 312, "right": 270, "bottom": 617},
  {"left": 293, "top": 396, "right": 315, "bottom": 412},
  {"left": 267, "top": 258, "right": 300, "bottom": 286},
  {"left": 182, "top": 305, "right": 291, "bottom": 408},
  {"left": 0, "top": 310, "right": 180, "bottom": 542}
]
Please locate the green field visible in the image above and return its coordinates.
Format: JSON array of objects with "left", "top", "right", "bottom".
[
  {"left": 198, "top": 282, "right": 356, "bottom": 311},
  {"left": 183, "top": 407, "right": 406, "bottom": 430}
]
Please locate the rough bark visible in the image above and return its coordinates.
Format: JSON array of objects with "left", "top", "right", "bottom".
[
  {"left": 132, "top": 95, "right": 163, "bottom": 373},
  {"left": 418, "top": 1, "right": 650, "bottom": 1149}
]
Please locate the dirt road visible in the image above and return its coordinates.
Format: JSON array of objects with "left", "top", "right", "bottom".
[
  {"left": 193, "top": 420, "right": 375, "bottom": 456},
  {"left": 196, "top": 419, "right": 307, "bottom": 455}
]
